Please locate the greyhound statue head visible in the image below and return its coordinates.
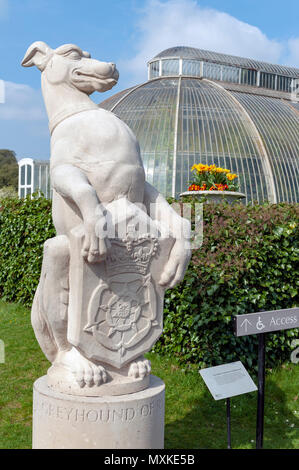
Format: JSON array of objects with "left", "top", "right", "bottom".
[
  {"left": 21, "top": 41, "right": 119, "bottom": 94},
  {"left": 21, "top": 41, "right": 119, "bottom": 133}
]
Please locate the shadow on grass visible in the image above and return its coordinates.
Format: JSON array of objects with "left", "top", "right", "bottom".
[{"left": 164, "top": 375, "right": 299, "bottom": 449}]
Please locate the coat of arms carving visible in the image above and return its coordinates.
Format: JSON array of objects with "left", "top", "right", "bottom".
[{"left": 83, "top": 233, "right": 161, "bottom": 366}]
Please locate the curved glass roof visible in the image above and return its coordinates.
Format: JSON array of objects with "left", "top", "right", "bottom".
[
  {"left": 152, "top": 46, "right": 299, "bottom": 78},
  {"left": 232, "top": 92, "right": 299, "bottom": 202},
  {"left": 99, "top": 48, "right": 299, "bottom": 204}
]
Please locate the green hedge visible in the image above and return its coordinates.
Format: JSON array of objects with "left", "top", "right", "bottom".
[
  {"left": 153, "top": 200, "right": 299, "bottom": 371},
  {"left": 0, "top": 195, "right": 298, "bottom": 371},
  {"left": 0, "top": 195, "right": 55, "bottom": 305}
]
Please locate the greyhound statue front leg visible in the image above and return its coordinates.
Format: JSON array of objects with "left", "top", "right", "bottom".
[{"left": 51, "top": 164, "right": 111, "bottom": 263}]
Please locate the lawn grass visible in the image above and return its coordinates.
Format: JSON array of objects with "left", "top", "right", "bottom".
[{"left": 0, "top": 299, "right": 298, "bottom": 449}]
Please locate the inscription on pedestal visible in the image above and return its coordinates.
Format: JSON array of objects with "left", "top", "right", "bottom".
[{"left": 36, "top": 397, "right": 164, "bottom": 424}]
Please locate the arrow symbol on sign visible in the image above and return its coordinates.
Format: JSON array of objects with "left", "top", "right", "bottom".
[{"left": 241, "top": 318, "right": 252, "bottom": 332}]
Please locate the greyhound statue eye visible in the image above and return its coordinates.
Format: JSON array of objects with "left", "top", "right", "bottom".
[{"left": 66, "top": 50, "right": 81, "bottom": 60}]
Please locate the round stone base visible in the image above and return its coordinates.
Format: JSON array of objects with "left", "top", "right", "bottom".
[{"left": 32, "top": 375, "right": 165, "bottom": 449}]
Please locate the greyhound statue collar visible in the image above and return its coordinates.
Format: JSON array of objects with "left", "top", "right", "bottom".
[{"left": 49, "top": 102, "right": 99, "bottom": 135}]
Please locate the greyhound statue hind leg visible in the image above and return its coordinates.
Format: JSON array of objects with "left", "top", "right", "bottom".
[
  {"left": 31, "top": 235, "right": 70, "bottom": 363},
  {"left": 22, "top": 41, "right": 191, "bottom": 396}
]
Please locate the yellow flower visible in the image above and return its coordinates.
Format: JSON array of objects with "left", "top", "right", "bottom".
[
  {"left": 227, "top": 173, "right": 238, "bottom": 181},
  {"left": 192, "top": 163, "right": 210, "bottom": 173},
  {"left": 190, "top": 163, "right": 238, "bottom": 180}
]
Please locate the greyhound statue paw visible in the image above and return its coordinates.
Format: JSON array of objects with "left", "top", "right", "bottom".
[
  {"left": 128, "top": 357, "right": 151, "bottom": 379},
  {"left": 55, "top": 347, "right": 107, "bottom": 388},
  {"left": 81, "top": 215, "right": 112, "bottom": 264}
]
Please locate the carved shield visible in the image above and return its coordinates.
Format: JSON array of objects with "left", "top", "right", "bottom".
[{"left": 67, "top": 224, "right": 174, "bottom": 369}]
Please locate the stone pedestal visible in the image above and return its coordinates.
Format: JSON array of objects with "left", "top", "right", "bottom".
[{"left": 32, "top": 375, "right": 165, "bottom": 449}]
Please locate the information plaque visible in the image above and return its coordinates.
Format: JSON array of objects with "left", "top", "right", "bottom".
[{"left": 200, "top": 361, "right": 257, "bottom": 400}]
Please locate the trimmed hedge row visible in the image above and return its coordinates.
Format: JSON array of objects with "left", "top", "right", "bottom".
[
  {"left": 0, "top": 195, "right": 298, "bottom": 371},
  {"left": 153, "top": 200, "right": 299, "bottom": 371},
  {"left": 0, "top": 195, "right": 55, "bottom": 305}
]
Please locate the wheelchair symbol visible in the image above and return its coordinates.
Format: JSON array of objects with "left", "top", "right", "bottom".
[{"left": 256, "top": 316, "right": 265, "bottom": 331}]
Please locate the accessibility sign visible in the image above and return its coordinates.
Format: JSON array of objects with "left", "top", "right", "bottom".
[{"left": 234, "top": 307, "right": 299, "bottom": 337}]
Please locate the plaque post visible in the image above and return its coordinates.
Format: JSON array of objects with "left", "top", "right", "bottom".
[{"left": 226, "top": 398, "right": 231, "bottom": 449}]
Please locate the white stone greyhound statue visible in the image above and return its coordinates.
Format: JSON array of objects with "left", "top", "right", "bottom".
[{"left": 22, "top": 41, "right": 191, "bottom": 396}]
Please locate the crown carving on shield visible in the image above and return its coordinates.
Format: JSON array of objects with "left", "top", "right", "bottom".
[{"left": 106, "top": 225, "right": 159, "bottom": 276}]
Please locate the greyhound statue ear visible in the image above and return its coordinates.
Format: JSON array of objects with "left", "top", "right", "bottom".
[{"left": 21, "top": 41, "right": 53, "bottom": 71}]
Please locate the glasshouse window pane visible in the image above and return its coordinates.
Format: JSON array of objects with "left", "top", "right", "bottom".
[
  {"left": 20, "top": 187, "right": 25, "bottom": 198},
  {"left": 161, "top": 59, "right": 179, "bottom": 76},
  {"left": 21, "top": 165, "right": 25, "bottom": 185},
  {"left": 47, "top": 173, "right": 51, "bottom": 199},
  {"left": 182, "top": 60, "right": 201, "bottom": 76},
  {"left": 260, "top": 72, "right": 276, "bottom": 90},
  {"left": 34, "top": 164, "right": 40, "bottom": 191},
  {"left": 277, "top": 75, "right": 292, "bottom": 92},
  {"left": 40, "top": 166, "right": 47, "bottom": 196},
  {"left": 222, "top": 65, "right": 239, "bottom": 83},
  {"left": 149, "top": 61, "right": 159, "bottom": 79},
  {"left": 240, "top": 69, "right": 257, "bottom": 86},
  {"left": 202, "top": 62, "right": 222, "bottom": 81},
  {"left": 26, "top": 164, "right": 32, "bottom": 185}
]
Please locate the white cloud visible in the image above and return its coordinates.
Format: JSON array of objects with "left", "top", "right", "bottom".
[
  {"left": 122, "top": 0, "right": 293, "bottom": 85},
  {"left": 0, "top": 81, "right": 49, "bottom": 159},
  {"left": 285, "top": 38, "right": 299, "bottom": 67},
  {"left": 0, "top": 81, "right": 47, "bottom": 121},
  {"left": 0, "top": 80, "right": 4, "bottom": 103}
]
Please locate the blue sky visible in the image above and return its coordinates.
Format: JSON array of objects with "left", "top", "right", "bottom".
[{"left": 0, "top": 0, "right": 299, "bottom": 160}]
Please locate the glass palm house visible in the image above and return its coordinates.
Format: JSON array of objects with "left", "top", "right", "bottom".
[{"left": 99, "top": 46, "right": 299, "bottom": 203}]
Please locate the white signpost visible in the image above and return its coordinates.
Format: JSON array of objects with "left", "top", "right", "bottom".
[
  {"left": 234, "top": 308, "right": 299, "bottom": 337},
  {"left": 234, "top": 307, "right": 299, "bottom": 449}
]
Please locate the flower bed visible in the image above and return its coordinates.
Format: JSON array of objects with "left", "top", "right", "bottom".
[{"left": 188, "top": 164, "right": 239, "bottom": 192}]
